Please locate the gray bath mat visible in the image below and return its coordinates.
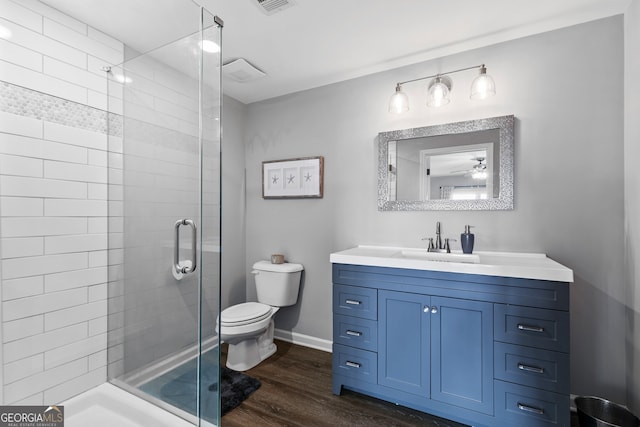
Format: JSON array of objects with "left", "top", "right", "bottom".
[{"left": 209, "top": 367, "right": 262, "bottom": 415}]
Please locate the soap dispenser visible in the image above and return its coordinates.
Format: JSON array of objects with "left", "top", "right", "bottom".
[{"left": 461, "top": 225, "right": 475, "bottom": 254}]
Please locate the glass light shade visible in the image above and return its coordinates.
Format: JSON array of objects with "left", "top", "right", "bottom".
[
  {"left": 427, "top": 77, "right": 450, "bottom": 108},
  {"left": 470, "top": 66, "right": 496, "bottom": 100},
  {"left": 389, "top": 85, "right": 409, "bottom": 113}
]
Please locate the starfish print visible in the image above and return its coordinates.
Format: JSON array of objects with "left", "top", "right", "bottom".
[
  {"left": 272, "top": 176, "right": 279, "bottom": 184},
  {"left": 304, "top": 172, "right": 312, "bottom": 182},
  {"left": 287, "top": 174, "right": 295, "bottom": 184}
]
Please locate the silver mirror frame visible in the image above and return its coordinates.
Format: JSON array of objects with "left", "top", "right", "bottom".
[{"left": 378, "top": 115, "right": 514, "bottom": 211}]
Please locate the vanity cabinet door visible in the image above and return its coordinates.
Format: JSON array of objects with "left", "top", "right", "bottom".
[
  {"left": 378, "top": 290, "right": 431, "bottom": 396},
  {"left": 431, "top": 296, "right": 494, "bottom": 415}
]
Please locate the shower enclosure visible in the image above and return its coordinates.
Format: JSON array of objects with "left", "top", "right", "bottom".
[{"left": 105, "top": 6, "right": 222, "bottom": 426}]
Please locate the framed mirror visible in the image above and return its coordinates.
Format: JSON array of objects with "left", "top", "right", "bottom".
[{"left": 377, "top": 115, "right": 514, "bottom": 211}]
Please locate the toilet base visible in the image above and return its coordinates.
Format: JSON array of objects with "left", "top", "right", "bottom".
[{"left": 225, "top": 319, "right": 277, "bottom": 371}]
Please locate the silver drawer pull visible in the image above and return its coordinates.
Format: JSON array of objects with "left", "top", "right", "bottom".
[
  {"left": 345, "top": 361, "right": 361, "bottom": 368},
  {"left": 517, "top": 323, "right": 545, "bottom": 333},
  {"left": 345, "top": 299, "right": 362, "bottom": 306},
  {"left": 346, "top": 330, "right": 362, "bottom": 337},
  {"left": 518, "top": 363, "right": 545, "bottom": 374},
  {"left": 517, "top": 402, "right": 545, "bottom": 415}
]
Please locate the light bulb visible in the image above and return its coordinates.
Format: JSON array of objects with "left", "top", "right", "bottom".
[
  {"left": 470, "top": 65, "right": 496, "bottom": 100},
  {"left": 427, "top": 77, "right": 451, "bottom": 108},
  {"left": 389, "top": 84, "right": 409, "bottom": 113}
]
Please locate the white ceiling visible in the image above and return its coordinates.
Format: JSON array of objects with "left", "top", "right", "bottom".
[{"left": 40, "top": 0, "right": 629, "bottom": 104}]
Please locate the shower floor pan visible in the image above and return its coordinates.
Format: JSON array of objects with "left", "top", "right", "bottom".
[
  {"left": 63, "top": 382, "right": 200, "bottom": 427},
  {"left": 139, "top": 348, "right": 220, "bottom": 424}
]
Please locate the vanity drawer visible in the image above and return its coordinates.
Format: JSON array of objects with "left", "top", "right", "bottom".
[
  {"left": 494, "top": 380, "right": 569, "bottom": 426},
  {"left": 333, "top": 284, "right": 377, "bottom": 320},
  {"left": 495, "top": 342, "right": 569, "bottom": 394},
  {"left": 495, "top": 304, "right": 569, "bottom": 353},
  {"left": 332, "top": 344, "right": 377, "bottom": 385},
  {"left": 333, "top": 314, "right": 377, "bottom": 352}
]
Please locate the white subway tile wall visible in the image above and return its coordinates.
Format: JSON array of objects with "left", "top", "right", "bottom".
[
  {"left": 1, "top": 0, "right": 221, "bottom": 406},
  {"left": 106, "top": 41, "right": 220, "bottom": 378},
  {"left": 0, "top": 0, "right": 123, "bottom": 405}
]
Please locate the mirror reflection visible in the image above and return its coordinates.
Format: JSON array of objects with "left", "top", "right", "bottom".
[
  {"left": 378, "top": 115, "right": 514, "bottom": 211},
  {"left": 391, "top": 128, "right": 499, "bottom": 201}
]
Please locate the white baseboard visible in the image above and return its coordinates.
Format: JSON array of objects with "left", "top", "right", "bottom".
[{"left": 274, "top": 328, "right": 332, "bottom": 353}]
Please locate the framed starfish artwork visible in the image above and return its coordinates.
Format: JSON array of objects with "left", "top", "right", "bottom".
[{"left": 262, "top": 156, "right": 324, "bottom": 199}]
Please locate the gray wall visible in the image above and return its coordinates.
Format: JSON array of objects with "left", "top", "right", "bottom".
[
  {"left": 243, "top": 17, "right": 626, "bottom": 402},
  {"left": 221, "top": 95, "right": 248, "bottom": 310},
  {"left": 625, "top": 0, "right": 640, "bottom": 414}
]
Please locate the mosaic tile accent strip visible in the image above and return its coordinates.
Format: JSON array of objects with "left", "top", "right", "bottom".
[
  {"left": 0, "top": 81, "right": 123, "bottom": 136},
  {"left": 109, "top": 113, "right": 123, "bottom": 137},
  {"left": 0, "top": 81, "right": 218, "bottom": 153}
]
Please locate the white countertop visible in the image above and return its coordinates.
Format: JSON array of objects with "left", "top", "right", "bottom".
[{"left": 330, "top": 245, "right": 574, "bottom": 283}]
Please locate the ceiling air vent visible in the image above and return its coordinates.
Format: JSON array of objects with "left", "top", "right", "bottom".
[
  {"left": 253, "top": 0, "right": 296, "bottom": 15},
  {"left": 223, "top": 58, "right": 266, "bottom": 83}
]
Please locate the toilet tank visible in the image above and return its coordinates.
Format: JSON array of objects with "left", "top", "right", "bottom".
[{"left": 252, "top": 261, "right": 304, "bottom": 307}]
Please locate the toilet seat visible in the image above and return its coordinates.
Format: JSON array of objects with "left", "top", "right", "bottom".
[{"left": 220, "top": 302, "right": 272, "bottom": 327}]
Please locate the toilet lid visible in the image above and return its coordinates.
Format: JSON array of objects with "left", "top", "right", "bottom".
[{"left": 221, "top": 302, "right": 272, "bottom": 326}]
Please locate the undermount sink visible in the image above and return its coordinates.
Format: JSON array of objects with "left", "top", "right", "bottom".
[{"left": 393, "top": 250, "right": 481, "bottom": 264}]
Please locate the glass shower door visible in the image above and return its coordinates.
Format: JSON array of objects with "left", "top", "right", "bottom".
[
  {"left": 197, "top": 9, "right": 223, "bottom": 426},
  {"left": 107, "top": 6, "right": 222, "bottom": 426}
]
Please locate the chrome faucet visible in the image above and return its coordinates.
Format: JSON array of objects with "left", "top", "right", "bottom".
[
  {"left": 423, "top": 221, "right": 453, "bottom": 253},
  {"left": 434, "top": 221, "right": 442, "bottom": 250}
]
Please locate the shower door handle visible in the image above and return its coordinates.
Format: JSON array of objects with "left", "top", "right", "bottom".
[{"left": 174, "top": 219, "right": 197, "bottom": 275}]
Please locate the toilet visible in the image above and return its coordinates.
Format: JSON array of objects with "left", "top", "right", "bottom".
[{"left": 217, "top": 260, "right": 303, "bottom": 371}]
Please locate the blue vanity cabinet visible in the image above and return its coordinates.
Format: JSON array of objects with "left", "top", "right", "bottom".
[
  {"left": 377, "top": 290, "right": 431, "bottom": 396},
  {"left": 378, "top": 291, "right": 494, "bottom": 415},
  {"left": 430, "top": 296, "right": 494, "bottom": 415},
  {"left": 332, "top": 263, "right": 571, "bottom": 427},
  {"left": 332, "top": 284, "right": 379, "bottom": 392},
  {"left": 493, "top": 304, "right": 571, "bottom": 426}
]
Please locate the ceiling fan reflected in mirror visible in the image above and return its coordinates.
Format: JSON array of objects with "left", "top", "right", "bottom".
[{"left": 451, "top": 157, "right": 488, "bottom": 180}]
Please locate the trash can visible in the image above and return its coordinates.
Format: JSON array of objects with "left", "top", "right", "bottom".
[{"left": 575, "top": 396, "right": 640, "bottom": 427}]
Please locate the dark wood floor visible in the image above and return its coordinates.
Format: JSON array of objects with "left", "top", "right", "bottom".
[
  {"left": 221, "top": 340, "right": 581, "bottom": 427},
  {"left": 221, "top": 340, "right": 468, "bottom": 427}
]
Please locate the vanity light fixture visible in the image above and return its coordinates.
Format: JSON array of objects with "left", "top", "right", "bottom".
[
  {"left": 389, "top": 84, "right": 410, "bottom": 113},
  {"left": 427, "top": 75, "right": 452, "bottom": 108},
  {"left": 470, "top": 65, "right": 496, "bottom": 100},
  {"left": 388, "top": 64, "right": 496, "bottom": 113}
]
